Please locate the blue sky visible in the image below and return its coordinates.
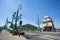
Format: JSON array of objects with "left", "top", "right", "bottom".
[{"left": 0, "top": 0, "right": 60, "bottom": 28}]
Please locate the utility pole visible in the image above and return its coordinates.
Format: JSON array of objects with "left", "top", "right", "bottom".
[
  {"left": 36, "top": 13, "right": 41, "bottom": 32},
  {"left": 11, "top": 6, "right": 22, "bottom": 34},
  {"left": 12, "top": 3, "right": 22, "bottom": 31},
  {"left": 19, "top": 3, "right": 22, "bottom": 26}
]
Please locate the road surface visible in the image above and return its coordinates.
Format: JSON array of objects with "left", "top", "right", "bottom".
[
  {"left": 23, "top": 31, "right": 60, "bottom": 40},
  {"left": 0, "top": 30, "right": 60, "bottom": 40}
]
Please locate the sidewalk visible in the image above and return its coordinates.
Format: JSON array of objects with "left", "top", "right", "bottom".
[{"left": 0, "top": 30, "right": 26, "bottom": 40}]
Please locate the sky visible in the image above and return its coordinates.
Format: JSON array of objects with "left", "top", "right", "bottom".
[{"left": 0, "top": 0, "right": 60, "bottom": 28}]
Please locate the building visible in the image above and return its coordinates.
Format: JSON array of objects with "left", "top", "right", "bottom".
[
  {"left": 42, "top": 16, "right": 55, "bottom": 31},
  {"left": 56, "top": 28, "right": 60, "bottom": 32}
]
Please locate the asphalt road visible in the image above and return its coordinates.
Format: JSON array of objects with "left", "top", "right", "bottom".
[
  {"left": 23, "top": 31, "right": 60, "bottom": 40},
  {"left": 0, "top": 30, "right": 60, "bottom": 40}
]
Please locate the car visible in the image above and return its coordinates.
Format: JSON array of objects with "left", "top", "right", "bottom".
[{"left": 17, "top": 30, "right": 25, "bottom": 35}]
